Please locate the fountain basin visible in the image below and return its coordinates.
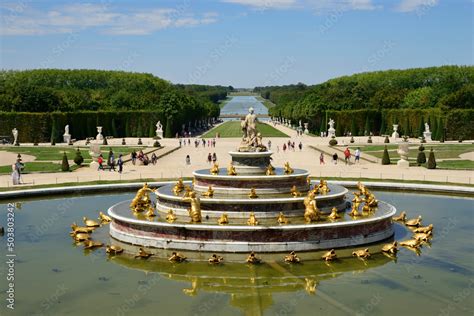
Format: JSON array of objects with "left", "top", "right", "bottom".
[{"left": 108, "top": 199, "right": 395, "bottom": 252}]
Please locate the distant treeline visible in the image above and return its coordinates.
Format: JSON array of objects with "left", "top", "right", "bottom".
[
  {"left": 0, "top": 69, "right": 232, "bottom": 140},
  {"left": 255, "top": 66, "right": 473, "bottom": 139}
]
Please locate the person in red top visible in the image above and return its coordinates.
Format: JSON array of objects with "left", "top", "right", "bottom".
[
  {"left": 344, "top": 147, "right": 351, "bottom": 165},
  {"left": 97, "top": 154, "right": 104, "bottom": 170}
]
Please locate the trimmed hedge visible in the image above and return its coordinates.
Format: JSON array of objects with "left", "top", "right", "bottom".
[{"left": 0, "top": 110, "right": 212, "bottom": 142}]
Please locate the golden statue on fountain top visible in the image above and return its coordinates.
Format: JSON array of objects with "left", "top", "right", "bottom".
[
  {"left": 130, "top": 183, "right": 156, "bottom": 213},
  {"left": 284, "top": 162, "right": 294, "bottom": 174},
  {"left": 318, "top": 179, "right": 330, "bottom": 194}
]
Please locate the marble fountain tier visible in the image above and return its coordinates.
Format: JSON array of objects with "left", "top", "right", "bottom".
[{"left": 108, "top": 149, "right": 396, "bottom": 253}]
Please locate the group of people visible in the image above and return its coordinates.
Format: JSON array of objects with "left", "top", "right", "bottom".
[
  {"left": 180, "top": 138, "right": 217, "bottom": 148},
  {"left": 277, "top": 140, "right": 303, "bottom": 152},
  {"left": 11, "top": 157, "right": 24, "bottom": 185},
  {"left": 207, "top": 153, "right": 218, "bottom": 164},
  {"left": 97, "top": 150, "right": 125, "bottom": 173},
  {"left": 130, "top": 150, "right": 158, "bottom": 166},
  {"left": 318, "top": 147, "right": 361, "bottom": 165}
]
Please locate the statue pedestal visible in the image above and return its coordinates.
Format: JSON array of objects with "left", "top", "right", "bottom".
[
  {"left": 423, "top": 131, "right": 432, "bottom": 141},
  {"left": 391, "top": 132, "right": 399, "bottom": 140},
  {"left": 397, "top": 159, "right": 410, "bottom": 168},
  {"left": 89, "top": 161, "right": 99, "bottom": 170},
  {"left": 63, "top": 134, "right": 71, "bottom": 144},
  {"left": 328, "top": 128, "right": 336, "bottom": 138},
  {"left": 229, "top": 151, "right": 272, "bottom": 175},
  {"left": 156, "top": 131, "right": 163, "bottom": 139}
]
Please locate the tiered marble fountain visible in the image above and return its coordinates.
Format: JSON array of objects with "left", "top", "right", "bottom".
[{"left": 108, "top": 110, "right": 396, "bottom": 255}]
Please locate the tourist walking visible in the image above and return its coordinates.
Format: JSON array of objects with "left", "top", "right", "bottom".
[
  {"left": 298, "top": 142, "right": 303, "bottom": 151},
  {"left": 151, "top": 153, "right": 158, "bottom": 165},
  {"left": 12, "top": 158, "right": 23, "bottom": 185},
  {"left": 207, "top": 153, "right": 212, "bottom": 164},
  {"left": 131, "top": 150, "right": 137, "bottom": 165},
  {"left": 344, "top": 147, "right": 351, "bottom": 165},
  {"left": 332, "top": 153, "right": 338, "bottom": 165},
  {"left": 98, "top": 154, "right": 104, "bottom": 170},
  {"left": 108, "top": 150, "right": 116, "bottom": 171},
  {"left": 355, "top": 148, "right": 361, "bottom": 163},
  {"left": 319, "top": 153, "right": 325, "bottom": 165},
  {"left": 186, "top": 155, "right": 191, "bottom": 165},
  {"left": 212, "top": 152, "right": 217, "bottom": 163},
  {"left": 267, "top": 140, "right": 272, "bottom": 150},
  {"left": 117, "top": 154, "right": 124, "bottom": 173}
]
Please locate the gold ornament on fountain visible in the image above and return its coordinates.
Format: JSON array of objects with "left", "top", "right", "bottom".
[
  {"left": 357, "top": 181, "right": 368, "bottom": 196},
  {"left": 413, "top": 224, "right": 433, "bottom": 234},
  {"left": 328, "top": 207, "right": 341, "bottom": 220},
  {"left": 318, "top": 179, "right": 330, "bottom": 194},
  {"left": 70, "top": 222, "right": 94, "bottom": 234},
  {"left": 352, "top": 248, "right": 371, "bottom": 259},
  {"left": 322, "top": 249, "right": 337, "bottom": 261},
  {"left": 166, "top": 210, "right": 177, "bottom": 223},
  {"left": 307, "top": 176, "right": 311, "bottom": 185},
  {"left": 106, "top": 245, "right": 123, "bottom": 254},
  {"left": 168, "top": 252, "right": 187, "bottom": 263},
  {"left": 98, "top": 211, "right": 112, "bottom": 223},
  {"left": 248, "top": 188, "right": 258, "bottom": 199},
  {"left": 201, "top": 185, "right": 214, "bottom": 198},
  {"left": 83, "top": 240, "right": 104, "bottom": 249},
  {"left": 393, "top": 211, "right": 407, "bottom": 222},
  {"left": 277, "top": 212, "right": 289, "bottom": 224},
  {"left": 400, "top": 239, "right": 421, "bottom": 248},
  {"left": 290, "top": 185, "right": 302, "bottom": 197},
  {"left": 349, "top": 203, "right": 362, "bottom": 217},
  {"left": 183, "top": 185, "right": 193, "bottom": 198},
  {"left": 266, "top": 164, "right": 275, "bottom": 176},
  {"left": 381, "top": 241, "right": 398, "bottom": 254},
  {"left": 405, "top": 215, "right": 422, "bottom": 227},
  {"left": 304, "top": 191, "right": 320, "bottom": 223},
  {"left": 227, "top": 162, "right": 237, "bottom": 175},
  {"left": 72, "top": 233, "right": 91, "bottom": 242},
  {"left": 83, "top": 216, "right": 100, "bottom": 227},
  {"left": 135, "top": 247, "right": 152, "bottom": 259},
  {"left": 218, "top": 213, "right": 229, "bottom": 225},
  {"left": 352, "top": 192, "right": 363, "bottom": 205},
  {"left": 182, "top": 191, "right": 202, "bottom": 223},
  {"left": 208, "top": 254, "right": 224, "bottom": 264},
  {"left": 284, "top": 162, "right": 294, "bottom": 174},
  {"left": 173, "top": 178, "right": 185, "bottom": 195},
  {"left": 365, "top": 192, "right": 378, "bottom": 208},
  {"left": 130, "top": 183, "right": 155, "bottom": 212},
  {"left": 284, "top": 251, "right": 300, "bottom": 263},
  {"left": 145, "top": 207, "right": 156, "bottom": 217},
  {"left": 247, "top": 212, "right": 259, "bottom": 226},
  {"left": 413, "top": 231, "right": 432, "bottom": 243},
  {"left": 210, "top": 163, "right": 219, "bottom": 175},
  {"left": 246, "top": 251, "right": 261, "bottom": 264}
]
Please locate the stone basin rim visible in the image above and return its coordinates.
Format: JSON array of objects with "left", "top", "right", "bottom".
[
  {"left": 155, "top": 184, "right": 348, "bottom": 203},
  {"left": 108, "top": 200, "right": 396, "bottom": 231},
  {"left": 192, "top": 169, "right": 309, "bottom": 180}
]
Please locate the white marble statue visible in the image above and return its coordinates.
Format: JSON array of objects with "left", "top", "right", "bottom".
[
  {"left": 397, "top": 143, "right": 410, "bottom": 168},
  {"left": 12, "top": 128, "right": 18, "bottom": 145},
  {"left": 63, "top": 125, "right": 71, "bottom": 144},
  {"left": 423, "top": 122, "right": 432, "bottom": 141},
  {"left": 241, "top": 107, "right": 258, "bottom": 144},
  {"left": 391, "top": 124, "right": 399, "bottom": 139},
  {"left": 304, "top": 122, "right": 309, "bottom": 134},
  {"left": 96, "top": 126, "right": 103, "bottom": 141},
  {"left": 327, "top": 118, "right": 336, "bottom": 138},
  {"left": 155, "top": 121, "right": 164, "bottom": 138}
]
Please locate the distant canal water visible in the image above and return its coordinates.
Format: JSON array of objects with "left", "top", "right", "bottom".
[{"left": 220, "top": 96, "right": 269, "bottom": 121}]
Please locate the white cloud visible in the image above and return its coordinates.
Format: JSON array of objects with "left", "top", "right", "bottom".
[
  {"left": 0, "top": 3, "right": 218, "bottom": 36},
  {"left": 396, "top": 0, "right": 438, "bottom": 12},
  {"left": 307, "top": 0, "right": 378, "bottom": 13}
]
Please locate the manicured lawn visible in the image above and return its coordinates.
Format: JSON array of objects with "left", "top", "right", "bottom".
[
  {"left": 437, "top": 160, "right": 474, "bottom": 170},
  {"left": 0, "top": 162, "right": 82, "bottom": 174},
  {"left": 202, "top": 121, "right": 288, "bottom": 138},
  {"left": 0, "top": 146, "right": 145, "bottom": 162},
  {"left": 255, "top": 96, "right": 276, "bottom": 109},
  {"left": 355, "top": 144, "right": 474, "bottom": 160}
]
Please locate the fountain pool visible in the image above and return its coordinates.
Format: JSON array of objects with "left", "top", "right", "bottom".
[{"left": 0, "top": 189, "right": 472, "bottom": 315}]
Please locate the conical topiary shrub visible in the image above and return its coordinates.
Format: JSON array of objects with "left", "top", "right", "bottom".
[
  {"left": 329, "top": 136, "right": 338, "bottom": 146},
  {"left": 103, "top": 137, "right": 108, "bottom": 145},
  {"left": 61, "top": 152, "right": 70, "bottom": 172},
  {"left": 384, "top": 136, "right": 390, "bottom": 143},
  {"left": 416, "top": 145, "right": 426, "bottom": 166},
  {"left": 122, "top": 138, "right": 126, "bottom": 145},
  {"left": 367, "top": 136, "right": 373, "bottom": 144},
  {"left": 427, "top": 148, "right": 436, "bottom": 169},
  {"left": 382, "top": 146, "right": 391, "bottom": 165},
  {"left": 350, "top": 136, "right": 355, "bottom": 143},
  {"left": 73, "top": 149, "right": 84, "bottom": 166}
]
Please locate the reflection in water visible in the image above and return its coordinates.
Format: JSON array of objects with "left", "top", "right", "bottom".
[
  {"left": 220, "top": 96, "right": 268, "bottom": 116},
  {"left": 106, "top": 245, "right": 393, "bottom": 315}
]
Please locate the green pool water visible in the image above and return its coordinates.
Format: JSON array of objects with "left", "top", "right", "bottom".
[{"left": 0, "top": 191, "right": 473, "bottom": 315}]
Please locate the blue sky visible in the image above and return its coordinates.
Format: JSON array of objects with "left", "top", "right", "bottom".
[{"left": 0, "top": 0, "right": 472, "bottom": 87}]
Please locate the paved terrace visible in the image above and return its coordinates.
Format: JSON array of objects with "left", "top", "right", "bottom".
[{"left": 0, "top": 124, "right": 473, "bottom": 188}]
